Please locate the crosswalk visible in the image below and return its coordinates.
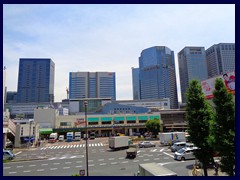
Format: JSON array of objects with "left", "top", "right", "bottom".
[{"left": 40, "top": 143, "right": 104, "bottom": 150}]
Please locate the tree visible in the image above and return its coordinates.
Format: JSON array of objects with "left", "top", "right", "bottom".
[
  {"left": 185, "top": 80, "right": 214, "bottom": 176},
  {"left": 210, "top": 78, "right": 235, "bottom": 176},
  {"left": 145, "top": 118, "right": 160, "bottom": 137}
]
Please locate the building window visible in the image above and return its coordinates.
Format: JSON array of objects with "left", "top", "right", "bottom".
[{"left": 21, "top": 127, "right": 23, "bottom": 136}]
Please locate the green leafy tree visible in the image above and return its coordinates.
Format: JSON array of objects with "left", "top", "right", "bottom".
[
  {"left": 186, "top": 80, "right": 214, "bottom": 176},
  {"left": 145, "top": 118, "right": 160, "bottom": 137},
  {"left": 210, "top": 78, "right": 235, "bottom": 176}
]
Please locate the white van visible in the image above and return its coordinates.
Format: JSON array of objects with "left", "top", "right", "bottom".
[
  {"left": 3, "top": 149, "right": 15, "bottom": 160},
  {"left": 170, "top": 142, "right": 186, "bottom": 152},
  {"left": 174, "top": 147, "right": 198, "bottom": 161},
  {"left": 58, "top": 135, "right": 64, "bottom": 141}
]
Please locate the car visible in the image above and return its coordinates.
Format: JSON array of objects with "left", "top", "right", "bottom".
[
  {"left": 174, "top": 147, "right": 198, "bottom": 161},
  {"left": 138, "top": 141, "right": 156, "bottom": 148},
  {"left": 3, "top": 149, "right": 15, "bottom": 160},
  {"left": 170, "top": 142, "right": 186, "bottom": 152}
]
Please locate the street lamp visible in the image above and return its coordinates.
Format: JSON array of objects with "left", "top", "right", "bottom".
[{"left": 84, "top": 100, "right": 89, "bottom": 176}]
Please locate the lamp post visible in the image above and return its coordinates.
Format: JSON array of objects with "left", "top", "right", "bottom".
[
  {"left": 84, "top": 101, "right": 89, "bottom": 176},
  {"left": 28, "top": 119, "right": 34, "bottom": 158}
]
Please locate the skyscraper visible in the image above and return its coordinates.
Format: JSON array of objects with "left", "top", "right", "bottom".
[
  {"left": 132, "top": 67, "right": 140, "bottom": 100},
  {"left": 178, "top": 47, "right": 208, "bottom": 103},
  {"left": 69, "top": 72, "right": 116, "bottom": 100},
  {"left": 17, "top": 58, "right": 55, "bottom": 103},
  {"left": 133, "top": 46, "right": 178, "bottom": 109},
  {"left": 206, "top": 43, "right": 235, "bottom": 78}
]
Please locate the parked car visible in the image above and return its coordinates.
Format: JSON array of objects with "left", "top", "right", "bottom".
[
  {"left": 170, "top": 142, "right": 186, "bottom": 152},
  {"left": 138, "top": 141, "right": 156, "bottom": 148},
  {"left": 3, "top": 149, "right": 15, "bottom": 160},
  {"left": 174, "top": 147, "right": 198, "bottom": 161}
]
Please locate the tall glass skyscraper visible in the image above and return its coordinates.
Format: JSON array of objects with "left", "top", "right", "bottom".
[
  {"left": 206, "top": 43, "right": 235, "bottom": 78},
  {"left": 17, "top": 58, "right": 55, "bottom": 103},
  {"left": 132, "top": 67, "right": 140, "bottom": 100},
  {"left": 69, "top": 72, "right": 116, "bottom": 100},
  {"left": 178, "top": 47, "right": 208, "bottom": 103},
  {"left": 133, "top": 46, "right": 178, "bottom": 109}
]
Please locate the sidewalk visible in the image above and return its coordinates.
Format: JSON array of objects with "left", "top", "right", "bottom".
[{"left": 188, "top": 168, "right": 228, "bottom": 176}]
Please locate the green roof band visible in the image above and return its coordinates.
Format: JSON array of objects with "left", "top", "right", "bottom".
[
  {"left": 88, "top": 117, "right": 99, "bottom": 122},
  {"left": 126, "top": 116, "right": 136, "bottom": 121},
  {"left": 101, "top": 117, "right": 112, "bottom": 122},
  {"left": 114, "top": 117, "right": 124, "bottom": 121},
  {"left": 150, "top": 116, "right": 160, "bottom": 120},
  {"left": 138, "top": 116, "right": 148, "bottom": 120},
  {"left": 39, "top": 128, "right": 53, "bottom": 134}
]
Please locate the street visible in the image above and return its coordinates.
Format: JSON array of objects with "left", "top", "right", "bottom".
[{"left": 3, "top": 138, "right": 194, "bottom": 176}]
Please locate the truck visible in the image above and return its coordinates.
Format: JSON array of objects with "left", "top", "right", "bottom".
[
  {"left": 89, "top": 132, "right": 95, "bottom": 140},
  {"left": 126, "top": 144, "right": 137, "bottom": 158},
  {"left": 109, "top": 136, "right": 129, "bottom": 150},
  {"left": 159, "top": 132, "right": 186, "bottom": 146},
  {"left": 48, "top": 133, "right": 58, "bottom": 143},
  {"left": 66, "top": 132, "right": 74, "bottom": 142},
  {"left": 136, "top": 163, "right": 177, "bottom": 176},
  {"left": 74, "top": 132, "right": 81, "bottom": 141}
]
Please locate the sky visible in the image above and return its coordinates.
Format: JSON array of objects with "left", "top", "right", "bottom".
[{"left": 3, "top": 4, "right": 235, "bottom": 103}]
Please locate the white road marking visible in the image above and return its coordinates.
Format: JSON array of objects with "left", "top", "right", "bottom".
[
  {"left": 23, "top": 170, "right": 31, "bottom": 173},
  {"left": 133, "top": 160, "right": 139, "bottom": 162},
  {"left": 70, "top": 145, "right": 73, "bottom": 148},
  {"left": 49, "top": 157, "right": 56, "bottom": 160},
  {"left": 137, "top": 151, "right": 141, "bottom": 153},
  {"left": 70, "top": 156, "right": 76, "bottom": 159},
  {"left": 83, "top": 144, "right": 85, "bottom": 147},
  {"left": 143, "top": 159, "right": 150, "bottom": 161},
  {"left": 4, "top": 167, "right": 11, "bottom": 169},
  {"left": 98, "top": 159, "right": 104, "bottom": 161},
  {"left": 9, "top": 172, "right": 17, "bottom": 174},
  {"left": 100, "top": 143, "right": 103, "bottom": 146},
  {"left": 29, "top": 165, "right": 36, "bottom": 167},
  {"left": 109, "top": 158, "right": 115, "bottom": 160},
  {"left": 99, "top": 163, "right": 107, "bottom": 165},
  {"left": 63, "top": 146, "right": 67, "bottom": 148},
  {"left": 41, "top": 164, "right": 48, "bottom": 166},
  {"left": 154, "top": 158, "right": 160, "bottom": 160},
  {"left": 151, "top": 149, "right": 157, "bottom": 152},
  {"left": 15, "top": 151, "right": 22, "bottom": 155},
  {"left": 73, "top": 145, "right": 76, "bottom": 148},
  {"left": 17, "top": 166, "right": 24, "bottom": 168},
  {"left": 160, "top": 148, "right": 165, "bottom": 152},
  {"left": 67, "top": 145, "right": 70, "bottom": 148},
  {"left": 122, "top": 161, "right": 128, "bottom": 163},
  {"left": 60, "top": 157, "right": 66, "bottom": 159},
  {"left": 76, "top": 165, "right": 83, "bottom": 168},
  {"left": 97, "top": 143, "right": 100, "bottom": 146},
  {"left": 76, "top": 161, "right": 83, "bottom": 163},
  {"left": 53, "top": 163, "right": 60, "bottom": 165},
  {"left": 80, "top": 144, "right": 82, "bottom": 147},
  {"left": 89, "top": 144, "right": 92, "bottom": 147},
  {"left": 65, "top": 162, "right": 72, "bottom": 164},
  {"left": 37, "top": 169, "right": 44, "bottom": 171},
  {"left": 163, "top": 152, "right": 174, "bottom": 158},
  {"left": 63, "top": 167, "right": 70, "bottom": 169},
  {"left": 89, "top": 164, "right": 95, "bottom": 166},
  {"left": 76, "top": 145, "right": 79, "bottom": 148},
  {"left": 50, "top": 168, "right": 58, "bottom": 170},
  {"left": 111, "top": 162, "right": 118, "bottom": 164}
]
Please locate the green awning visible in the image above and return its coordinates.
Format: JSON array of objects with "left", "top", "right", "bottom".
[
  {"left": 150, "top": 115, "right": 160, "bottom": 120},
  {"left": 138, "top": 116, "right": 148, "bottom": 120},
  {"left": 126, "top": 116, "right": 137, "bottom": 121},
  {"left": 39, "top": 128, "right": 53, "bottom": 134},
  {"left": 101, "top": 117, "right": 112, "bottom": 122},
  {"left": 114, "top": 117, "right": 124, "bottom": 121},
  {"left": 88, "top": 117, "right": 99, "bottom": 122}
]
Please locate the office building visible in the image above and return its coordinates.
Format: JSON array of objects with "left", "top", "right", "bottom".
[
  {"left": 133, "top": 46, "right": 178, "bottom": 109},
  {"left": 17, "top": 58, "right": 55, "bottom": 103},
  {"left": 178, "top": 47, "right": 208, "bottom": 103},
  {"left": 132, "top": 67, "right": 140, "bottom": 100},
  {"left": 69, "top": 72, "right": 116, "bottom": 100},
  {"left": 206, "top": 43, "right": 235, "bottom": 78},
  {"left": 6, "top": 91, "right": 17, "bottom": 103}
]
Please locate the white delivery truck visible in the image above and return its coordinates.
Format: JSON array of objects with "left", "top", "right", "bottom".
[
  {"left": 136, "top": 163, "right": 177, "bottom": 176},
  {"left": 159, "top": 132, "right": 186, "bottom": 146},
  {"left": 109, "top": 136, "right": 129, "bottom": 150},
  {"left": 74, "top": 132, "right": 81, "bottom": 141},
  {"left": 48, "top": 133, "right": 58, "bottom": 143}
]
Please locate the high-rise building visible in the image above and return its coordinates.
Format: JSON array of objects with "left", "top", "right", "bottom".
[
  {"left": 132, "top": 67, "right": 140, "bottom": 100},
  {"left": 69, "top": 72, "right": 116, "bottom": 100},
  {"left": 3, "top": 66, "right": 6, "bottom": 111},
  {"left": 178, "top": 47, "right": 208, "bottom": 103},
  {"left": 133, "top": 46, "right": 178, "bottom": 109},
  {"left": 206, "top": 43, "right": 235, "bottom": 78},
  {"left": 17, "top": 58, "right": 55, "bottom": 103}
]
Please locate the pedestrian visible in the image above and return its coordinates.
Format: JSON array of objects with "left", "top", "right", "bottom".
[{"left": 214, "top": 161, "right": 219, "bottom": 176}]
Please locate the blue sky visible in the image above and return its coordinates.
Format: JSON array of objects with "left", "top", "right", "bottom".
[{"left": 3, "top": 4, "right": 235, "bottom": 102}]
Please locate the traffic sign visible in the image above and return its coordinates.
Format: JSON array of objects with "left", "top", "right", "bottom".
[{"left": 79, "top": 169, "right": 85, "bottom": 176}]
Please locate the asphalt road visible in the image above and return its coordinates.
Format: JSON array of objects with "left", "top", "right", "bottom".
[{"left": 3, "top": 138, "right": 195, "bottom": 176}]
